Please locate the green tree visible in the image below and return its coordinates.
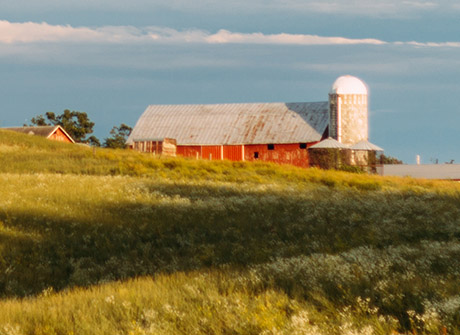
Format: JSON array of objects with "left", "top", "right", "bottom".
[
  {"left": 87, "top": 136, "right": 101, "bottom": 147},
  {"left": 29, "top": 115, "right": 48, "bottom": 126},
  {"left": 29, "top": 110, "right": 98, "bottom": 143},
  {"left": 103, "top": 124, "right": 132, "bottom": 149},
  {"left": 379, "top": 154, "right": 403, "bottom": 164}
]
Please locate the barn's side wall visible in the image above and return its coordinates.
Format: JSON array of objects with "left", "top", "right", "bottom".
[
  {"left": 176, "top": 146, "right": 202, "bottom": 159},
  {"left": 243, "top": 143, "right": 312, "bottom": 168},
  {"left": 177, "top": 143, "right": 315, "bottom": 168},
  {"left": 201, "top": 146, "right": 222, "bottom": 161},
  {"left": 223, "top": 145, "right": 244, "bottom": 161},
  {"left": 177, "top": 145, "right": 243, "bottom": 161}
]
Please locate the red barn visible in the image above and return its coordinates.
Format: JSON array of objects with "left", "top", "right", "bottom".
[
  {"left": 4, "top": 125, "right": 75, "bottom": 143},
  {"left": 127, "top": 75, "right": 384, "bottom": 169},
  {"left": 127, "top": 102, "right": 328, "bottom": 168}
]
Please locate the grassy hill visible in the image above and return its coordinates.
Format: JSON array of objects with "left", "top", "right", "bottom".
[{"left": 0, "top": 129, "right": 459, "bottom": 334}]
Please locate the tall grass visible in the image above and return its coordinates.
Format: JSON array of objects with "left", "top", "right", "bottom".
[
  {"left": 1, "top": 130, "right": 460, "bottom": 333},
  {"left": 0, "top": 270, "right": 404, "bottom": 335}
]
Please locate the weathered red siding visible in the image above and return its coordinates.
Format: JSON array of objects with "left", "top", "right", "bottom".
[
  {"left": 176, "top": 143, "right": 317, "bottom": 168},
  {"left": 201, "top": 146, "right": 222, "bottom": 160},
  {"left": 244, "top": 143, "right": 314, "bottom": 168},
  {"left": 177, "top": 146, "right": 202, "bottom": 159},
  {"left": 178, "top": 145, "right": 244, "bottom": 161},
  {"left": 177, "top": 146, "right": 223, "bottom": 160},
  {"left": 223, "top": 145, "right": 244, "bottom": 161},
  {"left": 49, "top": 128, "right": 73, "bottom": 143}
]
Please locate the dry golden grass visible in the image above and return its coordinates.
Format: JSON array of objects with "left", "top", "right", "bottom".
[{"left": 0, "top": 130, "right": 460, "bottom": 334}]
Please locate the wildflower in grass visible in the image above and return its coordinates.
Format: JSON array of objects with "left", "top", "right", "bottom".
[
  {"left": 289, "top": 310, "right": 321, "bottom": 335},
  {"left": 104, "top": 295, "right": 115, "bottom": 304},
  {"left": 1, "top": 325, "right": 22, "bottom": 335}
]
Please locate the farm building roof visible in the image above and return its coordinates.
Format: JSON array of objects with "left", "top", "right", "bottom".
[
  {"left": 5, "top": 126, "right": 58, "bottom": 137},
  {"left": 3, "top": 125, "right": 75, "bottom": 143},
  {"left": 349, "top": 140, "right": 383, "bottom": 151},
  {"left": 309, "top": 137, "right": 349, "bottom": 149},
  {"left": 127, "top": 102, "right": 329, "bottom": 146}
]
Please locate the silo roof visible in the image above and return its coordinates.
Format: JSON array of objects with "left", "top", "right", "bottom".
[
  {"left": 330, "top": 75, "right": 367, "bottom": 95},
  {"left": 309, "top": 137, "right": 349, "bottom": 149},
  {"left": 350, "top": 140, "right": 383, "bottom": 151},
  {"left": 127, "top": 102, "right": 329, "bottom": 146}
]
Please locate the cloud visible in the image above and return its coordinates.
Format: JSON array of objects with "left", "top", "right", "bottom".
[
  {"left": 0, "top": 21, "right": 101, "bottom": 43},
  {"left": 0, "top": 20, "right": 460, "bottom": 50},
  {"left": 205, "top": 30, "right": 386, "bottom": 45},
  {"left": 0, "top": 21, "right": 149, "bottom": 44},
  {"left": 395, "top": 41, "right": 460, "bottom": 47},
  {"left": 0, "top": 20, "right": 387, "bottom": 46}
]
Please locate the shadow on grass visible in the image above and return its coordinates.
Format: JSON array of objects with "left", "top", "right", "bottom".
[{"left": 1, "top": 181, "right": 460, "bottom": 298}]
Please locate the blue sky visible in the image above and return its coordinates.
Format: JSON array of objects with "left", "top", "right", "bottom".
[{"left": 1, "top": 0, "right": 460, "bottom": 163}]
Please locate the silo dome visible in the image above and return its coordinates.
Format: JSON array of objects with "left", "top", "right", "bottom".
[{"left": 330, "top": 75, "right": 367, "bottom": 95}]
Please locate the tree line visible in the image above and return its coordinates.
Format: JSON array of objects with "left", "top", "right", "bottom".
[{"left": 28, "top": 110, "right": 131, "bottom": 149}]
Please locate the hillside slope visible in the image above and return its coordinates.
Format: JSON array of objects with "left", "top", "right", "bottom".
[{"left": 0, "top": 130, "right": 459, "bottom": 334}]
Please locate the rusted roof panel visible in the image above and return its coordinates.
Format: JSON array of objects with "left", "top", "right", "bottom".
[{"left": 127, "top": 102, "right": 329, "bottom": 145}]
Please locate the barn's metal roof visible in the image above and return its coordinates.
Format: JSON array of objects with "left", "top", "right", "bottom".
[
  {"left": 309, "top": 137, "right": 349, "bottom": 149},
  {"left": 127, "top": 102, "right": 329, "bottom": 146},
  {"left": 350, "top": 140, "right": 383, "bottom": 151}
]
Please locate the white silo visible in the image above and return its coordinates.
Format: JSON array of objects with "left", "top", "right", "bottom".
[{"left": 329, "top": 75, "right": 368, "bottom": 145}]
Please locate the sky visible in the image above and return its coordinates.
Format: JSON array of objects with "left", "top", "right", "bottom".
[{"left": 1, "top": 0, "right": 460, "bottom": 163}]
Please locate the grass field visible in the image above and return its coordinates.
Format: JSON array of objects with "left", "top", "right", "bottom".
[{"left": 0, "top": 129, "right": 459, "bottom": 334}]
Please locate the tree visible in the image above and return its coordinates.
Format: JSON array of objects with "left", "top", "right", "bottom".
[
  {"left": 379, "top": 154, "right": 403, "bottom": 164},
  {"left": 87, "top": 136, "right": 101, "bottom": 147},
  {"left": 103, "top": 124, "right": 132, "bottom": 149},
  {"left": 29, "top": 115, "right": 48, "bottom": 126},
  {"left": 29, "top": 110, "right": 98, "bottom": 144}
]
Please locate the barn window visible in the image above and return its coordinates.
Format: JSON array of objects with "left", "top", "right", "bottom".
[
  {"left": 254, "top": 152, "right": 259, "bottom": 159},
  {"left": 267, "top": 144, "right": 275, "bottom": 150},
  {"left": 299, "top": 143, "right": 307, "bottom": 149}
]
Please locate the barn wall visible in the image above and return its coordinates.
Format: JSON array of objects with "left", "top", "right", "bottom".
[
  {"left": 177, "top": 145, "right": 222, "bottom": 160},
  {"left": 49, "top": 128, "right": 73, "bottom": 143},
  {"left": 243, "top": 143, "right": 313, "bottom": 168},
  {"left": 176, "top": 143, "right": 315, "bottom": 168},
  {"left": 223, "top": 145, "right": 244, "bottom": 161},
  {"left": 202, "top": 146, "right": 222, "bottom": 160},
  {"left": 177, "top": 146, "right": 201, "bottom": 159},
  {"left": 177, "top": 145, "right": 244, "bottom": 161}
]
